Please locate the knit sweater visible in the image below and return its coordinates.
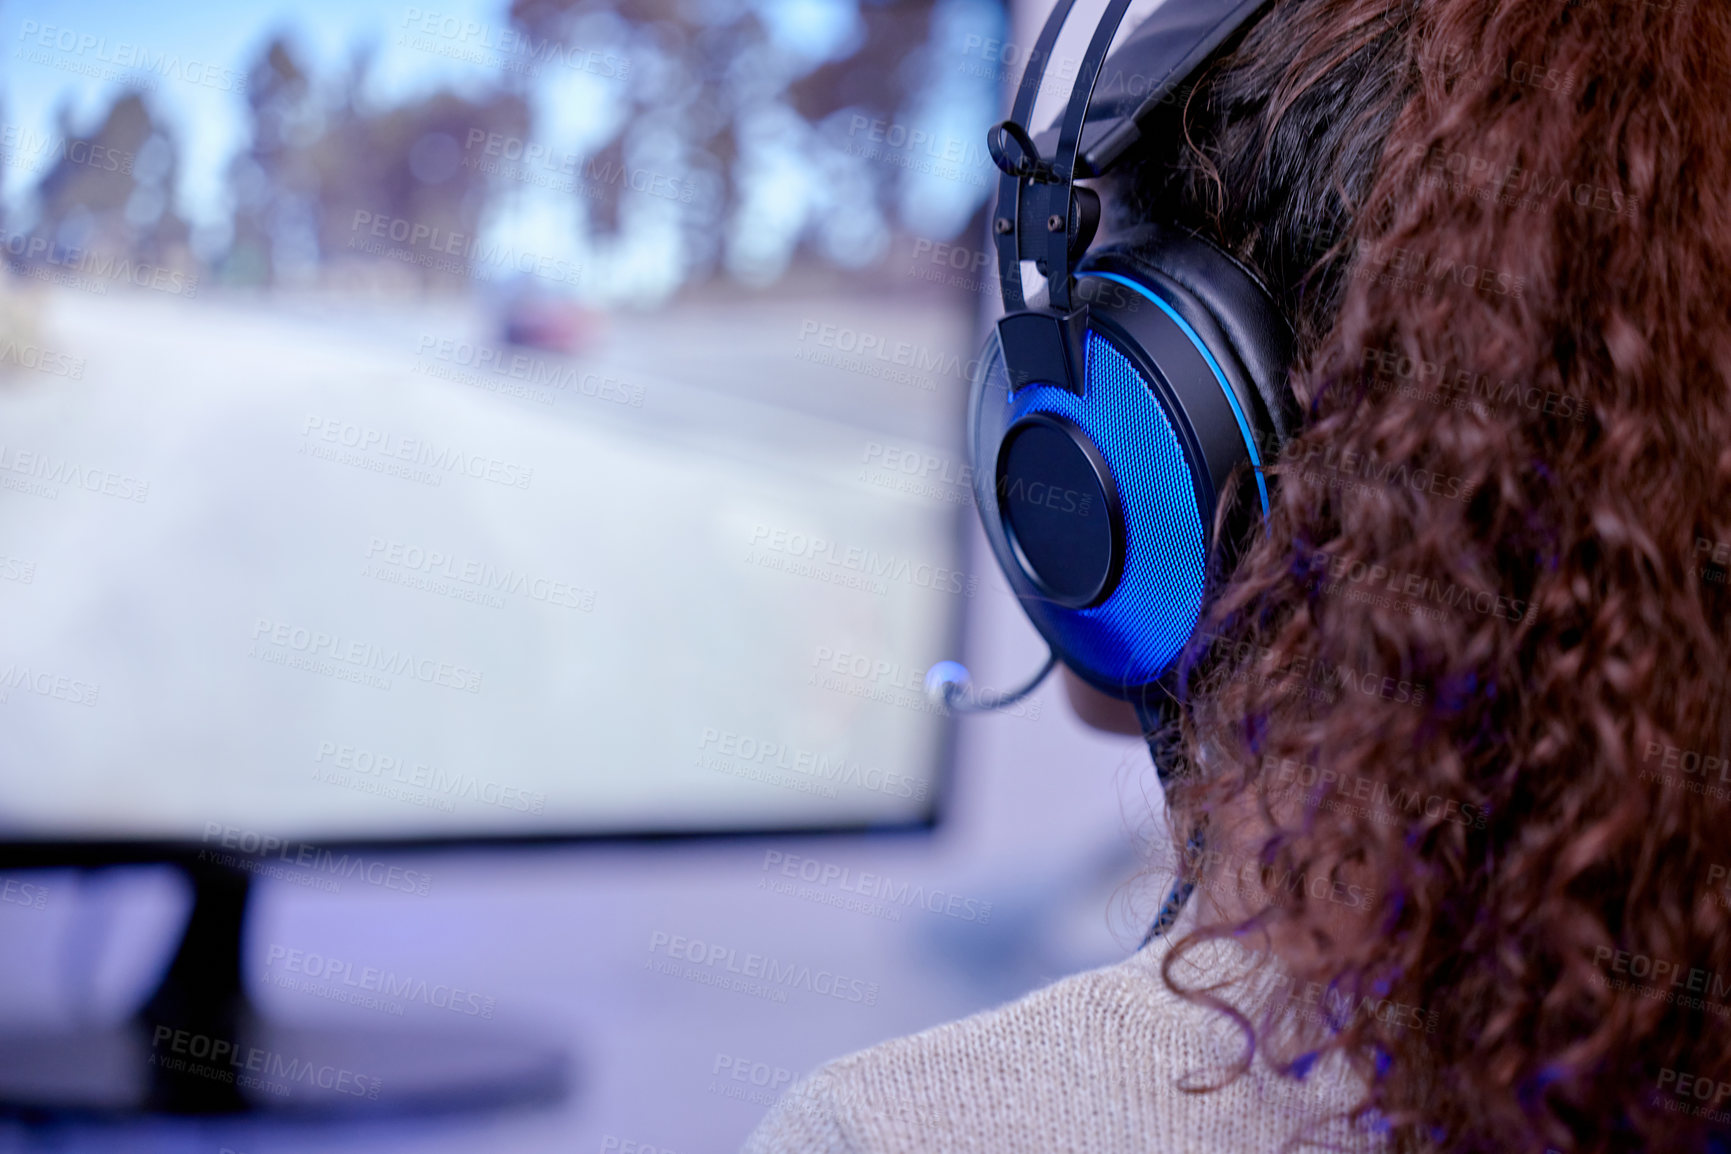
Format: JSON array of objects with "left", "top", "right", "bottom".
[{"left": 740, "top": 932, "right": 1384, "bottom": 1154}]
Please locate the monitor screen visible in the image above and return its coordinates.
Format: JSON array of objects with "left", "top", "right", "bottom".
[{"left": 0, "top": 0, "right": 1005, "bottom": 843}]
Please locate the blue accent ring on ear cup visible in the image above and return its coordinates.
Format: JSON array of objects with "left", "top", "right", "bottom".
[{"left": 1081, "top": 271, "right": 1269, "bottom": 516}]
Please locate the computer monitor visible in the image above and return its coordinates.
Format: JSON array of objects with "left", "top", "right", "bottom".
[{"left": 0, "top": 0, "right": 1005, "bottom": 1115}]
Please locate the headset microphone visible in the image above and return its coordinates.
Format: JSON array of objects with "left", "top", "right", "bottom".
[{"left": 924, "top": 650, "right": 1057, "bottom": 714}]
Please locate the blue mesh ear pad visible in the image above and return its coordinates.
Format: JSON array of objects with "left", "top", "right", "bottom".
[{"left": 969, "top": 234, "right": 1293, "bottom": 699}]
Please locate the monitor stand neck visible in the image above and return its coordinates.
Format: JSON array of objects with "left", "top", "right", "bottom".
[{"left": 136, "top": 856, "right": 252, "bottom": 1112}]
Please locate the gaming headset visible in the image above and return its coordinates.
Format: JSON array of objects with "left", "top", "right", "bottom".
[
  {"left": 939, "top": 0, "right": 1298, "bottom": 742},
  {"left": 916, "top": 0, "right": 1302, "bottom": 941}
]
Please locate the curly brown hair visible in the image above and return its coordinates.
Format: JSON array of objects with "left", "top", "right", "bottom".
[{"left": 1106, "top": 0, "right": 1731, "bottom": 1150}]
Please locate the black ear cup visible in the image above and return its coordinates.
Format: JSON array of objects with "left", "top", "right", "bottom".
[
  {"left": 1087, "top": 222, "right": 1297, "bottom": 447},
  {"left": 970, "top": 226, "right": 1293, "bottom": 699}
]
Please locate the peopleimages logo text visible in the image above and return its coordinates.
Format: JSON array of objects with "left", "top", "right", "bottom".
[
  {"left": 364, "top": 537, "right": 595, "bottom": 612},
  {"left": 250, "top": 618, "right": 484, "bottom": 694},
  {"left": 414, "top": 336, "right": 643, "bottom": 406},
  {"left": 16, "top": 21, "right": 248, "bottom": 92},
  {"left": 1304, "top": 548, "right": 1527, "bottom": 623},
  {"left": 347, "top": 211, "right": 581, "bottom": 286},
  {"left": 761, "top": 851, "right": 992, "bottom": 923},
  {"left": 314, "top": 740, "right": 546, "bottom": 813},
  {"left": 1593, "top": 946, "right": 1731, "bottom": 1001},
  {"left": 1262, "top": 755, "right": 1489, "bottom": 830},
  {"left": 1643, "top": 741, "right": 1730, "bottom": 784},
  {"left": 647, "top": 932, "right": 879, "bottom": 1006},
  {"left": 748, "top": 525, "right": 976, "bottom": 597},
  {"left": 797, "top": 320, "right": 987, "bottom": 384},
  {"left": 398, "top": 8, "right": 627, "bottom": 78},
  {"left": 1656, "top": 1067, "right": 1731, "bottom": 1110},
  {"left": 0, "top": 660, "right": 100, "bottom": 707},
  {"left": 264, "top": 945, "right": 495, "bottom": 1018},
  {"left": 698, "top": 728, "right": 929, "bottom": 802},
  {"left": 0, "top": 123, "right": 133, "bottom": 175},
  {"left": 198, "top": 824, "right": 432, "bottom": 895},
  {"left": 0, "top": 442, "right": 150, "bottom": 502},
  {"left": 149, "top": 1026, "right": 379, "bottom": 1098},
  {"left": 845, "top": 115, "right": 989, "bottom": 162},
  {"left": 0, "top": 232, "right": 198, "bottom": 297},
  {"left": 301, "top": 416, "right": 532, "bottom": 489}
]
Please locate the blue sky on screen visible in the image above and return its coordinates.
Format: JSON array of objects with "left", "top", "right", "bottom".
[
  {"left": 5, "top": 0, "right": 502, "bottom": 219},
  {"left": 1, "top": 0, "right": 996, "bottom": 300}
]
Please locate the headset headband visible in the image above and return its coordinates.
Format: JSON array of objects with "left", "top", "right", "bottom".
[{"left": 989, "top": 0, "right": 1277, "bottom": 312}]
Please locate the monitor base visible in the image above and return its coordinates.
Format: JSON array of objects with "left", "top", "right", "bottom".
[
  {"left": 0, "top": 855, "right": 567, "bottom": 1119},
  {"left": 0, "top": 1018, "right": 568, "bottom": 1118}
]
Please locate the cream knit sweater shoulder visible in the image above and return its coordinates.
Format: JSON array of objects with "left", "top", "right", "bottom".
[{"left": 740, "top": 932, "right": 1384, "bottom": 1154}]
